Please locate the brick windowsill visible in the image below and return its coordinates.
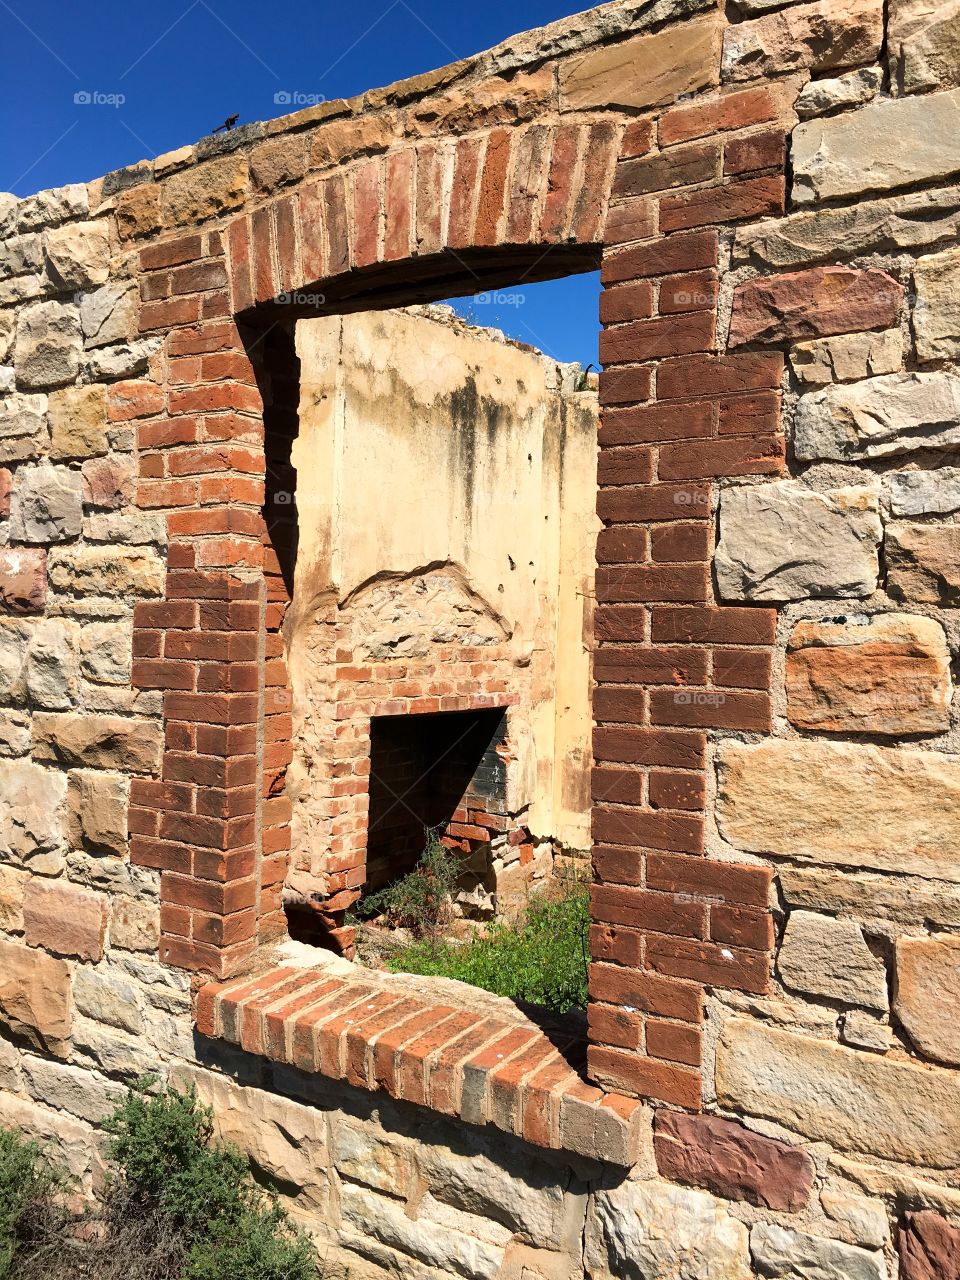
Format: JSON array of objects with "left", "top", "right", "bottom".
[{"left": 196, "top": 956, "right": 645, "bottom": 1165}]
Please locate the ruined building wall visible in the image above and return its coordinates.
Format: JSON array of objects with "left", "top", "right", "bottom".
[{"left": 1, "top": 1, "right": 960, "bottom": 1278}]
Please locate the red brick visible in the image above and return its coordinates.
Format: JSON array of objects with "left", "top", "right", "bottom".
[
  {"left": 660, "top": 87, "right": 781, "bottom": 146},
  {"left": 602, "top": 230, "right": 718, "bottom": 285},
  {"left": 613, "top": 143, "right": 718, "bottom": 199},
  {"left": 594, "top": 806, "right": 704, "bottom": 854},
  {"left": 660, "top": 175, "right": 784, "bottom": 232},
  {"left": 646, "top": 854, "right": 772, "bottom": 908},
  {"left": 592, "top": 883, "right": 706, "bottom": 937},
  {"left": 589, "top": 922, "right": 643, "bottom": 965},
  {"left": 658, "top": 435, "right": 785, "bottom": 480},
  {"left": 141, "top": 235, "right": 203, "bottom": 270},
  {"left": 649, "top": 769, "right": 705, "bottom": 812},
  {"left": 593, "top": 725, "right": 705, "bottom": 769},
  {"left": 659, "top": 269, "right": 718, "bottom": 315},
  {"left": 596, "top": 445, "right": 654, "bottom": 485},
  {"left": 650, "top": 687, "right": 771, "bottom": 732},
  {"left": 651, "top": 605, "right": 777, "bottom": 646},
  {"left": 594, "top": 687, "right": 647, "bottom": 724},
  {"left": 383, "top": 150, "right": 414, "bottom": 262},
  {"left": 710, "top": 904, "right": 774, "bottom": 951},
  {"left": 598, "top": 480, "right": 712, "bottom": 523},
  {"left": 604, "top": 198, "right": 656, "bottom": 247},
  {"left": 621, "top": 118, "right": 654, "bottom": 159},
  {"left": 415, "top": 144, "right": 446, "bottom": 256},
  {"left": 108, "top": 380, "right": 165, "bottom": 421},
  {"left": 646, "top": 1019, "right": 702, "bottom": 1066},
  {"left": 712, "top": 648, "right": 772, "bottom": 690},
  {"left": 448, "top": 136, "right": 484, "bottom": 249},
  {"left": 719, "top": 390, "right": 781, "bottom": 436},
  {"left": 600, "top": 401, "right": 715, "bottom": 446},
  {"left": 325, "top": 174, "right": 351, "bottom": 276},
  {"left": 650, "top": 523, "right": 711, "bottom": 563},
  {"left": 540, "top": 124, "right": 579, "bottom": 242},
  {"left": 724, "top": 129, "right": 787, "bottom": 177},
  {"left": 593, "top": 645, "right": 707, "bottom": 686},
  {"left": 595, "top": 563, "right": 709, "bottom": 603},
  {"left": 600, "top": 312, "right": 715, "bottom": 364},
  {"left": 598, "top": 365, "right": 653, "bottom": 407},
  {"left": 352, "top": 158, "right": 381, "bottom": 269},
  {"left": 588, "top": 1002, "right": 642, "bottom": 1051},
  {"left": 138, "top": 296, "right": 201, "bottom": 332},
  {"left": 645, "top": 934, "right": 769, "bottom": 994},
  {"left": 657, "top": 352, "right": 783, "bottom": 400},
  {"left": 599, "top": 281, "right": 655, "bottom": 326},
  {"left": 596, "top": 526, "right": 648, "bottom": 564},
  {"left": 588, "top": 1045, "right": 701, "bottom": 1108},
  {"left": 573, "top": 121, "right": 620, "bottom": 243},
  {"left": 595, "top": 605, "right": 647, "bottom": 643}
]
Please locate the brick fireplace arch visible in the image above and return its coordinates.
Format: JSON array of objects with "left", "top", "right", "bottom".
[{"left": 127, "top": 34, "right": 789, "bottom": 1111}]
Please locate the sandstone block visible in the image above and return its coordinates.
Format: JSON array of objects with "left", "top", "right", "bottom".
[
  {"left": 0, "top": 1035, "right": 20, "bottom": 1091},
  {"left": 84, "top": 336, "right": 159, "bottom": 381},
  {"left": 795, "top": 66, "right": 882, "bottom": 117},
  {"left": 44, "top": 220, "right": 110, "bottom": 289},
  {"left": 14, "top": 299, "right": 82, "bottom": 390},
  {"left": 0, "top": 937, "right": 71, "bottom": 1056},
  {"left": 79, "top": 621, "right": 131, "bottom": 684},
  {"left": 750, "top": 1223, "right": 885, "bottom": 1280},
  {"left": 895, "top": 934, "right": 960, "bottom": 1066},
  {"left": 735, "top": 183, "right": 960, "bottom": 269},
  {"left": 81, "top": 455, "right": 135, "bottom": 509},
  {"left": 890, "top": 467, "right": 960, "bottom": 517},
  {"left": 0, "top": 312, "right": 13, "bottom": 363},
  {"left": 115, "top": 184, "right": 161, "bottom": 241},
  {"left": 24, "top": 617, "right": 80, "bottom": 710},
  {"left": 0, "top": 1092, "right": 101, "bottom": 1190},
  {"left": 780, "top": 864, "right": 960, "bottom": 931},
  {"left": 109, "top": 896, "right": 159, "bottom": 953},
  {"left": 0, "top": 708, "right": 29, "bottom": 757},
  {"left": 47, "top": 545, "right": 164, "bottom": 597},
  {"left": 80, "top": 282, "right": 137, "bottom": 349},
  {"left": 778, "top": 910, "right": 888, "bottom": 1011},
  {"left": 840, "top": 1010, "right": 893, "bottom": 1054},
  {"left": 0, "top": 232, "right": 42, "bottom": 281},
  {"left": 24, "top": 877, "right": 107, "bottom": 961},
  {"left": 886, "top": 521, "right": 960, "bottom": 604},
  {"left": 0, "top": 758, "right": 67, "bottom": 873},
  {"left": 898, "top": 1210, "right": 960, "bottom": 1280},
  {"left": 83, "top": 509, "right": 166, "bottom": 546},
  {"left": 914, "top": 244, "right": 960, "bottom": 361},
  {"left": 20, "top": 1056, "right": 125, "bottom": 1125},
  {"left": 10, "top": 462, "right": 83, "bottom": 543},
  {"left": 48, "top": 383, "right": 108, "bottom": 458},
  {"left": 17, "top": 183, "right": 87, "bottom": 229},
  {"left": 32, "top": 712, "right": 162, "bottom": 773},
  {"left": 68, "top": 768, "right": 128, "bottom": 856},
  {"left": 653, "top": 1111, "right": 813, "bottom": 1212},
  {"left": 160, "top": 153, "right": 248, "bottom": 227},
  {"left": 728, "top": 268, "right": 901, "bottom": 347},
  {"left": 0, "top": 864, "right": 27, "bottom": 932},
  {"left": 0, "top": 393, "right": 48, "bottom": 464},
  {"left": 717, "top": 738, "right": 960, "bottom": 882},
  {"left": 716, "top": 481, "right": 881, "bottom": 601},
  {"left": 890, "top": 0, "right": 960, "bottom": 93},
  {"left": 584, "top": 1178, "right": 752, "bottom": 1280},
  {"left": 820, "top": 1188, "right": 888, "bottom": 1249},
  {"left": 722, "top": 0, "right": 883, "bottom": 81},
  {"left": 794, "top": 371, "right": 960, "bottom": 461},
  {"left": 785, "top": 614, "right": 952, "bottom": 735},
  {"left": 0, "top": 547, "right": 47, "bottom": 613},
  {"left": 560, "top": 14, "right": 721, "bottom": 110},
  {"left": 718, "top": 1018, "right": 960, "bottom": 1167},
  {"left": 73, "top": 964, "right": 143, "bottom": 1034},
  {"left": 789, "top": 330, "right": 902, "bottom": 386},
  {"left": 793, "top": 86, "right": 960, "bottom": 204}
]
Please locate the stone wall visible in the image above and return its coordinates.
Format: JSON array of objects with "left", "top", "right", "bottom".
[{"left": 2, "top": 1, "right": 960, "bottom": 1277}]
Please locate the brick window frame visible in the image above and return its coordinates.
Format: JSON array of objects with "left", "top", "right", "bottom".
[{"left": 128, "top": 87, "right": 790, "bottom": 1118}]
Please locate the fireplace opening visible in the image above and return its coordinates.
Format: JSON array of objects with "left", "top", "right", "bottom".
[{"left": 365, "top": 707, "right": 510, "bottom": 895}]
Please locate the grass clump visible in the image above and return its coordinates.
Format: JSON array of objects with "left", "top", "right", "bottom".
[
  {"left": 357, "top": 830, "right": 460, "bottom": 934},
  {"left": 1, "top": 1081, "right": 318, "bottom": 1280},
  {"left": 386, "top": 883, "right": 590, "bottom": 1014}
]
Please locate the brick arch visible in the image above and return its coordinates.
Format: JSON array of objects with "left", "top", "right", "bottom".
[{"left": 129, "top": 77, "right": 789, "bottom": 1110}]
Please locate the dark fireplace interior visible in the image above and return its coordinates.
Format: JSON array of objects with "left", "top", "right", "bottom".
[{"left": 365, "top": 707, "right": 509, "bottom": 891}]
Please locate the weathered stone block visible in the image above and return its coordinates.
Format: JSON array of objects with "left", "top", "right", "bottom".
[
  {"left": 0, "top": 937, "right": 71, "bottom": 1056},
  {"left": 68, "top": 768, "right": 128, "bottom": 856},
  {"left": 9, "top": 462, "right": 83, "bottom": 543},
  {"left": 160, "top": 153, "right": 248, "bottom": 227},
  {"left": 717, "top": 739, "right": 960, "bottom": 882},
  {"left": 32, "top": 712, "right": 162, "bottom": 773},
  {"left": 109, "top": 896, "right": 159, "bottom": 953},
  {"left": 0, "top": 758, "right": 67, "bottom": 873},
  {"left": 84, "top": 336, "right": 159, "bottom": 382},
  {"left": 789, "top": 330, "right": 902, "bottom": 386},
  {"left": 840, "top": 1010, "right": 893, "bottom": 1055},
  {"left": 886, "top": 522, "right": 960, "bottom": 604},
  {"left": 24, "top": 877, "right": 107, "bottom": 961},
  {"left": 0, "top": 393, "right": 49, "bottom": 464},
  {"left": 890, "top": 0, "right": 960, "bottom": 94},
  {"left": 560, "top": 14, "right": 721, "bottom": 110},
  {"left": 717, "top": 1018, "right": 960, "bottom": 1167},
  {"left": 81, "top": 455, "right": 136, "bottom": 509},
  {"left": 722, "top": 0, "right": 883, "bottom": 81},
  {"left": 80, "top": 281, "right": 137, "bottom": 349},
  {"left": 914, "top": 244, "right": 960, "bottom": 362},
  {"left": 795, "top": 65, "right": 882, "bottom": 117},
  {"left": 0, "top": 312, "right": 13, "bottom": 364},
  {"left": 584, "top": 1178, "right": 752, "bottom": 1280},
  {"left": 0, "top": 708, "right": 30, "bottom": 757},
  {"left": 17, "top": 183, "right": 86, "bottom": 230},
  {"left": 716, "top": 481, "right": 881, "bottom": 602},
  {"left": 73, "top": 964, "right": 143, "bottom": 1034},
  {"left": 48, "top": 383, "right": 108, "bottom": 458},
  {"left": 889, "top": 467, "right": 960, "bottom": 517},
  {"left": 653, "top": 1111, "right": 813, "bottom": 1212},
  {"left": 24, "top": 617, "right": 80, "bottom": 710},
  {"left": 898, "top": 1210, "right": 960, "bottom": 1280},
  {"left": 79, "top": 621, "right": 132, "bottom": 684},
  {"left": 895, "top": 935, "right": 960, "bottom": 1067},
  {"left": 20, "top": 1056, "right": 125, "bottom": 1125},
  {"left": 44, "top": 220, "right": 110, "bottom": 289},
  {"left": 14, "top": 299, "right": 82, "bottom": 390},
  {"left": 778, "top": 910, "right": 888, "bottom": 1011},
  {"left": 0, "top": 548, "right": 47, "bottom": 613},
  {"left": 0, "top": 232, "right": 42, "bottom": 281},
  {"left": 793, "top": 86, "right": 960, "bottom": 204},
  {"left": 0, "top": 1092, "right": 102, "bottom": 1191},
  {"left": 794, "top": 371, "right": 960, "bottom": 461},
  {"left": 785, "top": 614, "right": 952, "bottom": 735},
  {"left": 47, "top": 545, "right": 164, "bottom": 597},
  {"left": 0, "top": 864, "right": 27, "bottom": 932},
  {"left": 728, "top": 268, "right": 901, "bottom": 347},
  {"left": 750, "top": 1223, "right": 885, "bottom": 1280}
]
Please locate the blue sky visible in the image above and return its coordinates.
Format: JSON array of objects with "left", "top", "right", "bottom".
[{"left": 1, "top": 0, "right": 601, "bottom": 366}]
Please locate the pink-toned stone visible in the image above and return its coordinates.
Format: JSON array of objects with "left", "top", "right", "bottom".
[
  {"left": 0, "top": 547, "right": 47, "bottom": 613},
  {"left": 653, "top": 1110, "right": 814, "bottom": 1212},
  {"left": 23, "top": 878, "right": 108, "bottom": 962},
  {"left": 895, "top": 935, "right": 960, "bottom": 1066},
  {"left": 728, "top": 267, "right": 902, "bottom": 346},
  {"left": 898, "top": 1211, "right": 960, "bottom": 1280},
  {"left": 0, "top": 937, "right": 72, "bottom": 1057},
  {"left": 0, "top": 468, "right": 10, "bottom": 519},
  {"left": 81, "top": 455, "right": 136, "bottom": 509}
]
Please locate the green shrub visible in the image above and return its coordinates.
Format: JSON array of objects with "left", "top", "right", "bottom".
[
  {"left": 0, "top": 1127, "right": 67, "bottom": 1280},
  {"left": 357, "top": 830, "right": 461, "bottom": 934},
  {"left": 387, "top": 883, "right": 590, "bottom": 1013}
]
